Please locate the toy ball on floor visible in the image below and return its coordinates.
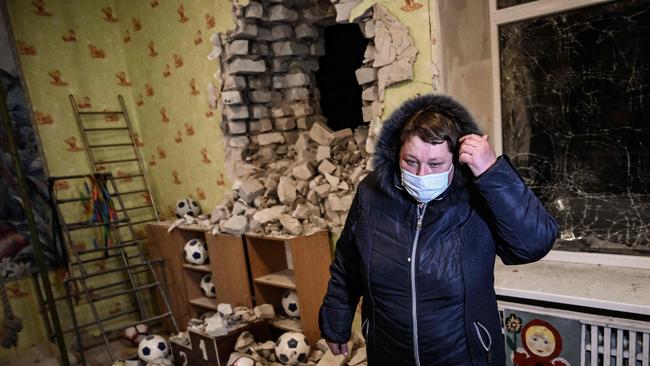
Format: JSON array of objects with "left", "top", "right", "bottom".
[
  {"left": 200, "top": 274, "right": 216, "bottom": 298},
  {"left": 275, "top": 332, "right": 309, "bottom": 365},
  {"left": 230, "top": 355, "right": 260, "bottom": 366},
  {"left": 138, "top": 335, "right": 169, "bottom": 362},
  {"left": 281, "top": 290, "right": 300, "bottom": 317},
  {"left": 184, "top": 238, "right": 208, "bottom": 265},
  {"left": 146, "top": 357, "right": 173, "bottom": 366},
  {"left": 175, "top": 197, "right": 201, "bottom": 218},
  {"left": 122, "top": 323, "right": 149, "bottom": 346}
]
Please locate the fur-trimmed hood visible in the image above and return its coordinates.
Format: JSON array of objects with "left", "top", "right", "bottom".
[{"left": 373, "top": 94, "right": 482, "bottom": 199}]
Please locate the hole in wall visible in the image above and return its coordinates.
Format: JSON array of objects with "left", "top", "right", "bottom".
[{"left": 315, "top": 23, "right": 368, "bottom": 132}]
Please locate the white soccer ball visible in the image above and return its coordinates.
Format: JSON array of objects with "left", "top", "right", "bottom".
[
  {"left": 275, "top": 332, "right": 310, "bottom": 365},
  {"left": 200, "top": 274, "right": 216, "bottom": 298},
  {"left": 122, "top": 323, "right": 149, "bottom": 346},
  {"left": 175, "top": 197, "right": 201, "bottom": 218},
  {"left": 137, "top": 335, "right": 169, "bottom": 362},
  {"left": 230, "top": 355, "right": 260, "bottom": 366},
  {"left": 281, "top": 290, "right": 300, "bottom": 317},
  {"left": 184, "top": 239, "right": 208, "bottom": 265}
]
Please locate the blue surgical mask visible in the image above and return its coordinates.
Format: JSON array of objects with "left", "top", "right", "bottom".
[{"left": 400, "top": 167, "right": 452, "bottom": 203}]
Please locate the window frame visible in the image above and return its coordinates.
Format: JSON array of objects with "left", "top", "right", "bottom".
[{"left": 488, "top": 0, "right": 650, "bottom": 269}]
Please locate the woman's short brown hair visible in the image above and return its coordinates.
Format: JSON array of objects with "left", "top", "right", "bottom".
[{"left": 399, "top": 109, "right": 461, "bottom": 154}]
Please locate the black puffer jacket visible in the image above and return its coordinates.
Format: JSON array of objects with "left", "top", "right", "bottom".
[{"left": 319, "top": 94, "right": 558, "bottom": 365}]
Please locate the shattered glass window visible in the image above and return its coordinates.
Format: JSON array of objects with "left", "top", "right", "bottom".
[{"left": 499, "top": 0, "right": 650, "bottom": 256}]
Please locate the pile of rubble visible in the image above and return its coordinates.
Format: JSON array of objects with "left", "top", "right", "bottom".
[
  {"left": 170, "top": 121, "right": 371, "bottom": 237},
  {"left": 228, "top": 329, "right": 368, "bottom": 366},
  {"left": 213, "top": 121, "right": 370, "bottom": 237},
  {"left": 171, "top": 303, "right": 277, "bottom": 343}
]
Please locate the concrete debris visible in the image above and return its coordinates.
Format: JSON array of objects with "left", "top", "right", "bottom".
[
  {"left": 223, "top": 215, "right": 248, "bottom": 235},
  {"left": 252, "top": 205, "right": 287, "bottom": 224},
  {"left": 309, "top": 122, "right": 336, "bottom": 146},
  {"left": 239, "top": 179, "right": 265, "bottom": 204},
  {"left": 316, "top": 350, "right": 348, "bottom": 366},
  {"left": 205, "top": 315, "right": 228, "bottom": 337},
  {"left": 277, "top": 176, "right": 297, "bottom": 205},
  {"left": 278, "top": 214, "right": 303, "bottom": 235},
  {"left": 253, "top": 304, "right": 275, "bottom": 319}
]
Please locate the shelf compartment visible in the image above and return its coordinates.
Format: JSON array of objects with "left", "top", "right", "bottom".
[
  {"left": 189, "top": 297, "right": 218, "bottom": 311},
  {"left": 270, "top": 318, "right": 302, "bottom": 332},
  {"left": 183, "top": 264, "right": 211, "bottom": 273},
  {"left": 254, "top": 269, "right": 296, "bottom": 290}
]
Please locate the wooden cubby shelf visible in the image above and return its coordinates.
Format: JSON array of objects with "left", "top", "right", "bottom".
[
  {"left": 245, "top": 230, "right": 332, "bottom": 343},
  {"left": 147, "top": 222, "right": 253, "bottom": 329},
  {"left": 254, "top": 269, "right": 296, "bottom": 290}
]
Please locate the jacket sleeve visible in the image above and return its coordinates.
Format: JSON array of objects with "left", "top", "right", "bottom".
[
  {"left": 474, "top": 155, "right": 558, "bottom": 264},
  {"left": 319, "top": 193, "right": 364, "bottom": 343}
]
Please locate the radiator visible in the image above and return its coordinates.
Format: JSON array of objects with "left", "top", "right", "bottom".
[{"left": 582, "top": 323, "right": 650, "bottom": 366}]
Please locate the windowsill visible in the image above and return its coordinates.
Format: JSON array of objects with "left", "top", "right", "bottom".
[{"left": 494, "top": 258, "right": 650, "bottom": 316}]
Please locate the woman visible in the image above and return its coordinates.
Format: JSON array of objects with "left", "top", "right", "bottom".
[{"left": 319, "top": 94, "right": 558, "bottom": 366}]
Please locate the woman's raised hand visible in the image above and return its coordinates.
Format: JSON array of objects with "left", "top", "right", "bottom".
[{"left": 458, "top": 134, "right": 497, "bottom": 177}]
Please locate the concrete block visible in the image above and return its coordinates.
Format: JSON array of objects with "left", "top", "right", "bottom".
[
  {"left": 228, "top": 136, "right": 249, "bottom": 148},
  {"left": 225, "top": 40, "right": 249, "bottom": 59},
  {"left": 272, "top": 58, "right": 291, "bottom": 73},
  {"left": 224, "top": 105, "right": 249, "bottom": 120},
  {"left": 226, "top": 58, "right": 266, "bottom": 74},
  {"left": 268, "top": 5, "right": 298, "bottom": 22},
  {"left": 248, "top": 75, "right": 271, "bottom": 89},
  {"left": 277, "top": 177, "right": 297, "bottom": 205},
  {"left": 271, "top": 24, "right": 294, "bottom": 40},
  {"left": 244, "top": 1, "right": 264, "bottom": 19},
  {"left": 284, "top": 87, "right": 310, "bottom": 101},
  {"left": 318, "top": 159, "right": 336, "bottom": 175},
  {"left": 222, "top": 75, "right": 247, "bottom": 90},
  {"left": 257, "top": 132, "right": 285, "bottom": 145},
  {"left": 249, "top": 90, "right": 272, "bottom": 103},
  {"left": 361, "top": 85, "right": 378, "bottom": 101},
  {"left": 316, "top": 145, "right": 331, "bottom": 161},
  {"left": 251, "top": 104, "right": 268, "bottom": 118},
  {"left": 309, "top": 121, "right": 335, "bottom": 145},
  {"left": 355, "top": 67, "right": 377, "bottom": 84},
  {"left": 292, "top": 162, "right": 314, "bottom": 181},
  {"left": 291, "top": 102, "right": 314, "bottom": 117},
  {"left": 279, "top": 214, "right": 303, "bottom": 235},
  {"left": 295, "top": 23, "right": 318, "bottom": 39},
  {"left": 228, "top": 121, "right": 247, "bottom": 134},
  {"left": 231, "top": 19, "right": 257, "bottom": 39},
  {"left": 223, "top": 215, "right": 247, "bottom": 235},
  {"left": 239, "top": 179, "right": 265, "bottom": 204},
  {"left": 272, "top": 41, "right": 309, "bottom": 56},
  {"left": 222, "top": 90, "right": 243, "bottom": 105},
  {"left": 258, "top": 118, "right": 273, "bottom": 132},
  {"left": 275, "top": 117, "right": 296, "bottom": 130},
  {"left": 271, "top": 104, "right": 294, "bottom": 117}
]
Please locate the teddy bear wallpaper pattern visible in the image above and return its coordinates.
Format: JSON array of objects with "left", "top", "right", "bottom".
[{"left": 7, "top": 0, "right": 233, "bottom": 220}]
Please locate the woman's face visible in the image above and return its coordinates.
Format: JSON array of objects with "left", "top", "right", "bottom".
[{"left": 399, "top": 135, "right": 454, "bottom": 177}]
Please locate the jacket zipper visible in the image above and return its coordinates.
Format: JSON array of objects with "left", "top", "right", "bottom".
[{"left": 410, "top": 203, "right": 427, "bottom": 366}]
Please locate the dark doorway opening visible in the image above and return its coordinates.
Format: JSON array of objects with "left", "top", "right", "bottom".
[{"left": 315, "top": 24, "right": 368, "bottom": 131}]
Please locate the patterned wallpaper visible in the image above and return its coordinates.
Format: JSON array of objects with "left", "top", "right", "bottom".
[
  {"left": 1, "top": 0, "right": 234, "bottom": 356},
  {"left": 6, "top": 0, "right": 234, "bottom": 220}
]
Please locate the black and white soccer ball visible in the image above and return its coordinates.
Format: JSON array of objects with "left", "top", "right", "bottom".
[
  {"left": 281, "top": 290, "right": 300, "bottom": 317},
  {"left": 122, "top": 323, "right": 149, "bottom": 346},
  {"left": 200, "top": 274, "right": 216, "bottom": 298},
  {"left": 275, "top": 332, "right": 310, "bottom": 365},
  {"left": 175, "top": 197, "right": 201, "bottom": 218},
  {"left": 137, "top": 335, "right": 169, "bottom": 362},
  {"left": 183, "top": 238, "right": 208, "bottom": 265}
]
